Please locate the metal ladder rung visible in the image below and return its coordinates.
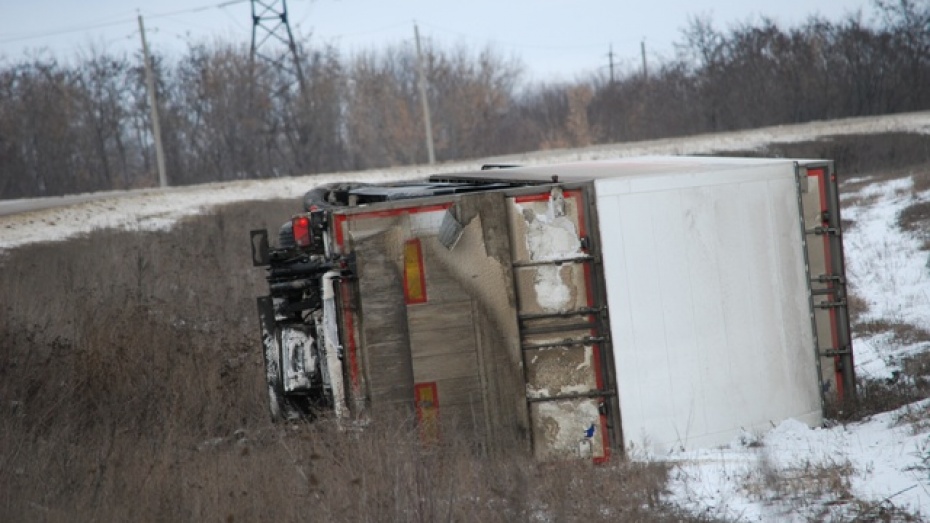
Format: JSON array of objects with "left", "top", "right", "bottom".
[
  {"left": 806, "top": 226, "right": 840, "bottom": 236},
  {"left": 815, "top": 300, "right": 847, "bottom": 309},
  {"left": 522, "top": 337, "right": 605, "bottom": 351},
  {"left": 513, "top": 255, "right": 595, "bottom": 268},
  {"left": 527, "top": 389, "right": 616, "bottom": 403},
  {"left": 812, "top": 274, "right": 845, "bottom": 284},
  {"left": 810, "top": 288, "right": 841, "bottom": 296},
  {"left": 520, "top": 323, "right": 597, "bottom": 336},
  {"left": 519, "top": 307, "right": 603, "bottom": 322},
  {"left": 819, "top": 347, "right": 852, "bottom": 357}
]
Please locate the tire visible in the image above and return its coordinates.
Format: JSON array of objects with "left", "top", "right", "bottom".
[{"left": 264, "top": 324, "right": 320, "bottom": 422}]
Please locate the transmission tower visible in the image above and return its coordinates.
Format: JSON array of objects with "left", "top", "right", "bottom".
[{"left": 250, "top": 0, "right": 305, "bottom": 92}]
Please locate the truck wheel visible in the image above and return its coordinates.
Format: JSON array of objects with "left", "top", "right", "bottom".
[{"left": 262, "top": 326, "right": 297, "bottom": 422}]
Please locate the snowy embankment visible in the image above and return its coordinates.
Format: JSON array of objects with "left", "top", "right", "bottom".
[
  {"left": 2, "top": 111, "right": 930, "bottom": 252},
  {"left": 4, "top": 111, "right": 930, "bottom": 520}
]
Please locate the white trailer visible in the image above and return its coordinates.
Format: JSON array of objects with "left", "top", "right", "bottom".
[{"left": 251, "top": 156, "right": 853, "bottom": 459}]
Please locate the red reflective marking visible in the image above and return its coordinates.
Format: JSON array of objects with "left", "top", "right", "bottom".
[
  {"left": 514, "top": 193, "right": 551, "bottom": 203},
  {"left": 414, "top": 382, "right": 440, "bottom": 443},
  {"left": 334, "top": 214, "right": 346, "bottom": 250},
  {"left": 341, "top": 203, "right": 452, "bottom": 221}
]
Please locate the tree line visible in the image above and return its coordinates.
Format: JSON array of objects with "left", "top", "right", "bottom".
[{"left": 1, "top": 0, "right": 928, "bottom": 199}]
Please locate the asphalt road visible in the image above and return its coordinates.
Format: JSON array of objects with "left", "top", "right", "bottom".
[{"left": 0, "top": 188, "right": 156, "bottom": 217}]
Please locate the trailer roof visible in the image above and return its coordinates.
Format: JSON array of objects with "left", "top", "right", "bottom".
[{"left": 429, "top": 156, "right": 825, "bottom": 184}]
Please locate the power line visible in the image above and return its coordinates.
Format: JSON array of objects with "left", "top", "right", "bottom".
[
  {"left": 148, "top": 0, "right": 250, "bottom": 21},
  {"left": 0, "top": 17, "right": 137, "bottom": 44},
  {"left": 0, "top": 0, "right": 250, "bottom": 45}
]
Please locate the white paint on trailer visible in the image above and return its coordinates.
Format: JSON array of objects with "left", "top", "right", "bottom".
[
  {"left": 533, "top": 399, "right": 602, "bottom": 459},
  {"left": 514, "top": 196, "right": 582, "bottom": 311}
]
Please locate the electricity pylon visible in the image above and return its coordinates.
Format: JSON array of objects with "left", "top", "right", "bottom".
[{"left": 250, "top": 0, "right": 305, "bottom": 93}]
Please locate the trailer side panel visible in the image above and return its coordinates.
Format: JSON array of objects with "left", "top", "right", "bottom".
[{"left": 595, "top": 162, "right": 822, "bottom": 453}]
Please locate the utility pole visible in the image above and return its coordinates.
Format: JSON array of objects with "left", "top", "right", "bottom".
[
  {"left": 641, "top": 39, "right": 648, "bottom": 81},
  {"left": 414, "top": 23, "right": 435, "bottom": 165},
  {"left": 138, "top": 14, "right": 167, "bottom": 188},
  {"left": 608, "top": 44, "right": 615, "bottom": 84}
]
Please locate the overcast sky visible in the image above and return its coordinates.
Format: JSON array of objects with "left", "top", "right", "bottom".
[{"left": 1, "top": 0, "right": 873, "bottom": 82}]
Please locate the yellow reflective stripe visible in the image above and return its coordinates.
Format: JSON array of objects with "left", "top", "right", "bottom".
[{"left": 403, "top": 239, "right": 427, "bottom": 304}]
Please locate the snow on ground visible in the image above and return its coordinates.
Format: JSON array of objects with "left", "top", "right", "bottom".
[
  {"left": 843, "top": 177, "right": 930, "bottom": 381},
  {"left": 2, "top": 111, "right": 930, "bottom": 252},
  {"left": 666, "top": 402, "right": 930, "bottom": 521},
  {"left": 4, "top": 111, "right": 930, "bottom": 520}
]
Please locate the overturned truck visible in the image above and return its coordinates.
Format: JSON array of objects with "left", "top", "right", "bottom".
[{"left": 250, "top": 157, "right": 854, "bottom": 460}]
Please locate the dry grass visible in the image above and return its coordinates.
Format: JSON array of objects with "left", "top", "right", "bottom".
[
  {"left": 892, "top": 402, "right": 930, "bottom": 435},
  {"left": 846, "top": 291, "right": 870, "bottom": 328},
  {"left": 826, "top": 317, "right": 930, "bottom": 422},
  {"left": 741, "top": 454, "right": 922, "bottom": 522},
  {"left": 0, "top": 199, "right": 702, "bottom": 522},
  {"left": 852, "top": 319, "right": 930, "bottom": 345},
  {"left": 742, "top": 453, "right": 855, "bottom": 506},
  {"left": 897, "top": 200, "right": 930, "bottom": 250},
  {"left": 836, "top": 239, "right": 930, "bottom": 423}
]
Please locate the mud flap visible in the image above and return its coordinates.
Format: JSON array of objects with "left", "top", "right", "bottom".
[{"left": 250, "top": 229, "right": 270, "bottom": 266}]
